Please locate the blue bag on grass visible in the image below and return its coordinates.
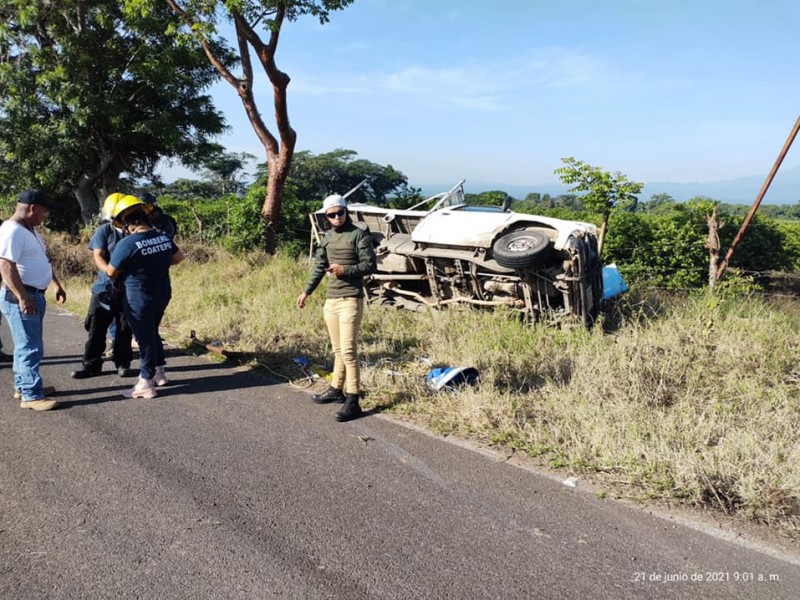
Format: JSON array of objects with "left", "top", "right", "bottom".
[{"left": 426, "top": 367, "right": 480, "bottom": 392}]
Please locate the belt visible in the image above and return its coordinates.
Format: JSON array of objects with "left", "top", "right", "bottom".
[{"left": 23, "top": 285, "right": 47, "bottom": 294}]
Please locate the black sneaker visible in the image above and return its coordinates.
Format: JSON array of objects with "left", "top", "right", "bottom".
[
  {"left": 71, "top": 366, "right": 103, "bottom": 379},
  {"left": 0, "top": 351, "right": 12, "bottom": 363}
]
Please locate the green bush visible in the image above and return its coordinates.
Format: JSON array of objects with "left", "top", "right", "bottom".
[
  {"left": 224, "top": 186, "right": 266, "bottom": 253},
  {"left": 158, "top": 194, "right": 228, "bottom": 242},
  {"left": 719, "top": 215, "right": 796, "bottom": 273},
  {"left": 598, "top": 204, "right": 709, "bottom": 288},
  {"left": 157, "top": 184, "right": 317, "bottom": 257},
  {"left": 602, "top": 201, "right": 800, "bottom": 289},
  {"left": 776, "top": 221, "right": 800, "bottom": 271}
]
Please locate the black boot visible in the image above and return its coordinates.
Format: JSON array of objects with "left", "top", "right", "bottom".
[
  {"left": 335, "top": 393, "right": 363, "bottom": 422},
  {"left": 71, "top": 363, "right": 103, "bottom": 379},
  {"left": 312, "top": 386, "right": 345, "bottom": 404}
]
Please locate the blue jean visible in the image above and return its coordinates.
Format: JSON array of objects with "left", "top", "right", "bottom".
[
  {"left": 124, "top": 297, "right": 167, "bottom": 381},
  {"left": 0, "top": 288, "right": 47, "bottom": 400}
]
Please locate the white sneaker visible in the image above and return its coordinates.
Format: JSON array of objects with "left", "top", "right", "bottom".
[
  {"left": 153, "top": 366, "right": 170, "bottom": 387},
  {"left": 123, "top": 377, "right": 157, "bottom": 399}
]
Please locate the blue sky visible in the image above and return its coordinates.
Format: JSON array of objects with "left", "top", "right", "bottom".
[{"left": 159, "top": 0, "right": 800, "bottom": 194}]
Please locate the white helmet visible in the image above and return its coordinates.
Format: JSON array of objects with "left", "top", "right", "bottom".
[{"left": 322, "top": 194, "right": 346, "bottom": 211}]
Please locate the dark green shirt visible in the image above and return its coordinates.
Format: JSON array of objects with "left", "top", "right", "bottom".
[{"left": 304, "top": 221, "right": 376, "bottom": 298}]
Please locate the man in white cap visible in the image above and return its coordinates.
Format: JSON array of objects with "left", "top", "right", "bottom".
[
  {"left": 0, "top": 189, "right": 66, "bottom": 411},
  {"left": 296, "top": 193, "right": 376, "bottom": 422}
]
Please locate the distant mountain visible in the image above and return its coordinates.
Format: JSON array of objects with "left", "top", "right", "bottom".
[
  {"left": 419, "top": 166, "right": 800, "bottom": 206},
  {"left": 642, "top": 168, "right": 800, "bottom": 204}
]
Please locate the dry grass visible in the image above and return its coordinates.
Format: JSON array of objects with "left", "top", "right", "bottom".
[{"left": 52, "top": 236, "right": 800, "bottom": 534}]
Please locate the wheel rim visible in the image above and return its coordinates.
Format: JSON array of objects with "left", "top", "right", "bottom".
[{"left": 507, "top": 235, "right": 540, "bottom": 253}]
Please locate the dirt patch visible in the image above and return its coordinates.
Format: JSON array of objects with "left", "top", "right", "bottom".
[{"left": 44, "top": 231, "right": 95, "bottom": 279}]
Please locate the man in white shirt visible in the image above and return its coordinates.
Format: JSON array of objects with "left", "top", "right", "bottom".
[
  {"left": 0, "top": 190, "right": 67, "bottom": 411},
  {"left": 0, "top": 218, "right": 10, "bottom": 362}
]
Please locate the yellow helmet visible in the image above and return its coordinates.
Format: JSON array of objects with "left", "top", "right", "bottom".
[
  {"left": 101, "top": 193, "right": 126, "bottom": 222},
  {"left": 111, "top": 195, "right": 146, "bottom": 226}
]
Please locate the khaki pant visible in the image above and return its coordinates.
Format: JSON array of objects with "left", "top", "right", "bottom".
[{"left": 323, "top": 297, "right": 364, "bottom": 395}]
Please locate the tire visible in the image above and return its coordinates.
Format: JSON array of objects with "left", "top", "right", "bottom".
[{"left": 492, "top": 229, "right": 551, "bottom": 268}]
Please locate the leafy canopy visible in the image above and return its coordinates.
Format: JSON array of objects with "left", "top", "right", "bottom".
[
  {"left": 124, "top": 0, "right": 356, "bottom": 252},
  {"left": 0, "top": 0, "right": 228, "bottom": 210},
  {"left": 199, "top": 148, "right": 257, "bottom": 195},
  {"left": 255, "top": 148, "right": 419, "bottom": 204},
  {"left": 555, "top": 157, "right": 644, "bottom": 216}
]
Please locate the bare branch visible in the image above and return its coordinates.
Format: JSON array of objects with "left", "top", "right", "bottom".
[
  {"left": 231, "top": 12, "right": 279, "bottom": 153},
  {"left": 233, "top": 5, "right": 295, "bottom": 152},
  {"left": 165, "top": 0, "right": 241, "bottom": 89}
]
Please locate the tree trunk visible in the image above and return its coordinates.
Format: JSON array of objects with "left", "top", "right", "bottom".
[
  {"left": 100, "top": 168, "right": 121, "bottom": 204},
  {"left": 263, "top": 144, "right": 294, "bottom": 253},
  {"left": 165, "top": 2, "right": 298, "bottom": 253},
  {"left": 73, "top": 175, "right": 100, "bottom": 225},
  {"left": 73, "top": 158, "right": 121, "bottom": 225},
  {"left": 597, "top": 212, "right": 610, "bottom": 257}
]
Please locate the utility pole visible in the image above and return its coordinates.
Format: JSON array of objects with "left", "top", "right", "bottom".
[{"left": 716, "top": 115, "right": 800, "bottom": 281}]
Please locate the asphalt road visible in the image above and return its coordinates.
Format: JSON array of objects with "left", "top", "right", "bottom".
[{"left": 1, "top": 305, "right": 798, "bottom": 599}]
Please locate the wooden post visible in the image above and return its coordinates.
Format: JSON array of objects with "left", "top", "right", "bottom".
[{"left": 706, "top": 205, "right": 722, "bottom": 288}]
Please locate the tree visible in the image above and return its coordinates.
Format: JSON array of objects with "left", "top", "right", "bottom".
[
  {"left": 641, "top": 193, "right": 677, "bottom": 214},
  {"left": 160, "top": 178, "right": 221, "bottom": 200},
  {"left": 0, "top": 1, "right": 228, "bottom": 224},
  {"left": 552, "top": 194, "right": 583, "bottom": 211},
  {"left": 126, "top": 0, "right": 354, "bottom": 253},
  {"left": 555, "top": 157, "right": 643, "bottom": 255},
  {"left": 251, "top": 148, "right": 417, "bottom": 250},
  {"left": 199, "top": 148, "right": 256, "bottom": 195},
  {"left": 465, "top": 190, "right": 510, "bottom": 207},
  {"left": 262, "top": 148, "right": 415, "bottom": 204},
  {"left": 524, "top": 192, "right": 542, "bottom": 203}
]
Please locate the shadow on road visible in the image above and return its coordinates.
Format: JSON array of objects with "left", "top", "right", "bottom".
[{"left": 42, "top": 357, "right": 279, "bottom": 410}]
